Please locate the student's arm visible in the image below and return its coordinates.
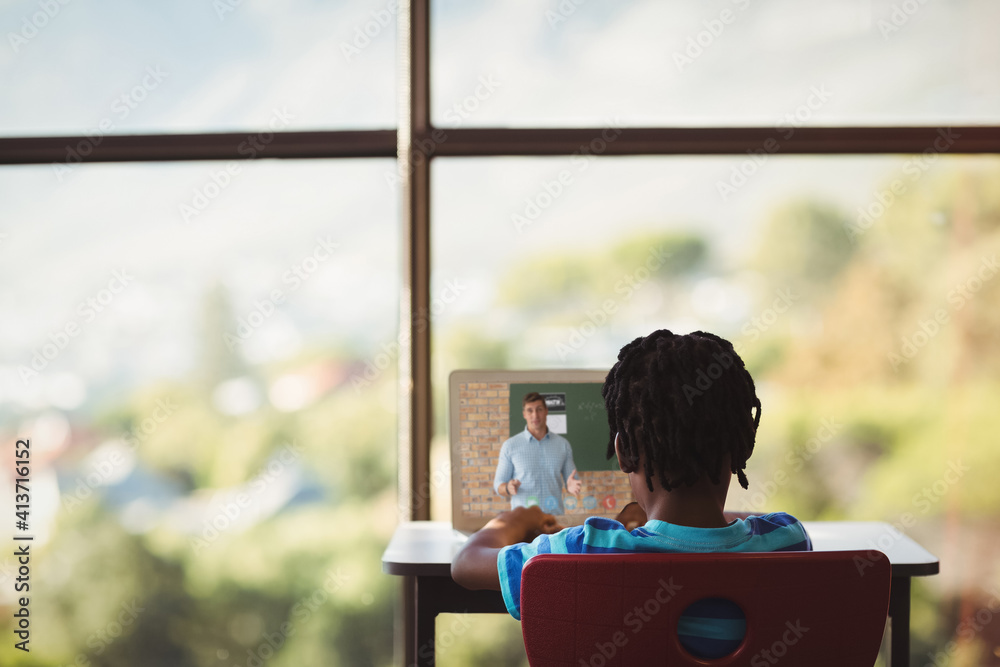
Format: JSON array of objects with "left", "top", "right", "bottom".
[{"left": 452, "top": 506, "right": 561, "bottom": 590}]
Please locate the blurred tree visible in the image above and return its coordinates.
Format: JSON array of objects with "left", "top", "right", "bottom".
[
  {"left": 199, "top": 283, "right": 249, "bottom": 389},
  {"left": 3, "top": 344, "right": 398, "bottom": 667},
  {"left": 752, "top": 199, "right": 855, "bottom": 299},
  {"left": 497, "top": 231, "right": 707, "bottom": 316},
  {"left": 2, "top": 504, "right": 197, "bottom": 667}
]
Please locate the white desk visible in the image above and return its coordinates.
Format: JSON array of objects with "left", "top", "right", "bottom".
[{"left": 383, "top": 520, "right": 939, "bottom": 667}]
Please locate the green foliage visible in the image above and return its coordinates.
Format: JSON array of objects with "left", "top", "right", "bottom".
[
  {"left": 752, "top": 199, "right": 855, "bottom": 296},
  {"left": 435, "top": 614, "right": 528, "bottom": 667},
  {"left": 4, "top": 347, "right": 398, "bottom": 667},
  {"left": 497, "top": 231, "right": 707, "bottom": 315},
  {"left": 609, "top": 233, "right": 707, "bottom": 277},
  {"left": 4, "top": 505, "right": 197, "bottom": 667}
]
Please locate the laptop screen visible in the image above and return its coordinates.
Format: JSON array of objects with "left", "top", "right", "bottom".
[{"left": 449, "top": 369, "right": 633, "bottom": 532}]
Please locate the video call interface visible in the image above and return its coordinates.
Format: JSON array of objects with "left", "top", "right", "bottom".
[{"left": 453, "top": 376, "right": 634, "bottom": 530}]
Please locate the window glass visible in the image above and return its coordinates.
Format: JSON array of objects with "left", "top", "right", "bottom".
[
  {"left": 0, "top": 0, "right": 395, "bottom": 136},
  {"left": 0, "top": 160, "right": 400, "bottom": 665},
  {"left": 432, "top": 0, "right": 1000, "bottom": 127},
  {"left": 433, "top": 153, "right": 1000, "bottom": 661}
]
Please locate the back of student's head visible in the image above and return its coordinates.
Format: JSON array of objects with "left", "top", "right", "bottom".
[{"left": 602, "top": 329, "right": 760, "bottom": 492}]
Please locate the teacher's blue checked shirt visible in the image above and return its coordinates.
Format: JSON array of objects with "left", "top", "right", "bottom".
[
  {"left": 493, "top": 427, "right": 576, "bottom": 515},
  {"left": 498, "top": 512, "right": 812, "bottom": 660}
]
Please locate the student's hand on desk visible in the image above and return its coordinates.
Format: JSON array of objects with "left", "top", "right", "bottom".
[
  {"left": 615, "top": 501, "right": 647, "bottom": 531},
  {"left": 495, "top": 505, "right": 563, "bottom": 543},
  {"left": 452, "top": 505, "right": 562, "bottom": 591},
  {"left": 566, "top": 470, "right": 582, "bottom": 496}
]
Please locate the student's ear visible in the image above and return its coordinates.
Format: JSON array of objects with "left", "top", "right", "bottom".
[{"left": 614, "top": 432, "right": 637, "bottom": 473}]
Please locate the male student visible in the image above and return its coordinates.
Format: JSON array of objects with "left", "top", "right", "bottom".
[
  {"left": 493, "top": 391, "right": 582, "bottom": 514},
  {"left": 453, "top": 330, "right": 811, "bottom": 659}
]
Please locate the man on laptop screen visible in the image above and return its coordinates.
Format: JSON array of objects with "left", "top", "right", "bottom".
[{"left": 493, "top": 391, "right": 582, "bottom": 514}]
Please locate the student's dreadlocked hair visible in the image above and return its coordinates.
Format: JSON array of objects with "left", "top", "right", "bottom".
[{"left": 602, "top": 329, "right": 760, "bottom": 492}]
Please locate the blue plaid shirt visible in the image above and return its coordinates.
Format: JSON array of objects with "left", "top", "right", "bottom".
[{"left": 493, "top": 428, "right": 576, "bottom": 514}]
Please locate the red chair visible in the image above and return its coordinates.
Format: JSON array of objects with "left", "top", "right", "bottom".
[{"left": 520, "top": 550, "right": 890, "bottom": 666}]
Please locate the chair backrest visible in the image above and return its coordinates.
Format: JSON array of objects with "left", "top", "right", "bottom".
[{"left": 520, "top": 550, "right": 890, "bottom": 666}]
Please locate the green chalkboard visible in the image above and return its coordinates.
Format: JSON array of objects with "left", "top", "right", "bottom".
[{"left": 510, "top": 383, "right": 616, "bottom": 472}]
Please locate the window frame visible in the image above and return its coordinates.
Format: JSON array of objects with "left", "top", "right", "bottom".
[{"left": 1, "top": 0, "right": 999, "bottom": 534}]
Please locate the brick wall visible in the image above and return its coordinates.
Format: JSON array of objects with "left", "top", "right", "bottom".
[{"left": 458, "top": 382, "right": 633, "bottom": 521}]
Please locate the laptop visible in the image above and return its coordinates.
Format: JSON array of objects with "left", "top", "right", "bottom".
[{"left": 449, "top": 369, "right": 631, "bottom": 533}]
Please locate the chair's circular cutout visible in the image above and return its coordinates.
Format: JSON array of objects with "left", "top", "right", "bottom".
[{"left": 677, "top": 597, "right": 746, "bottom": 660}]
